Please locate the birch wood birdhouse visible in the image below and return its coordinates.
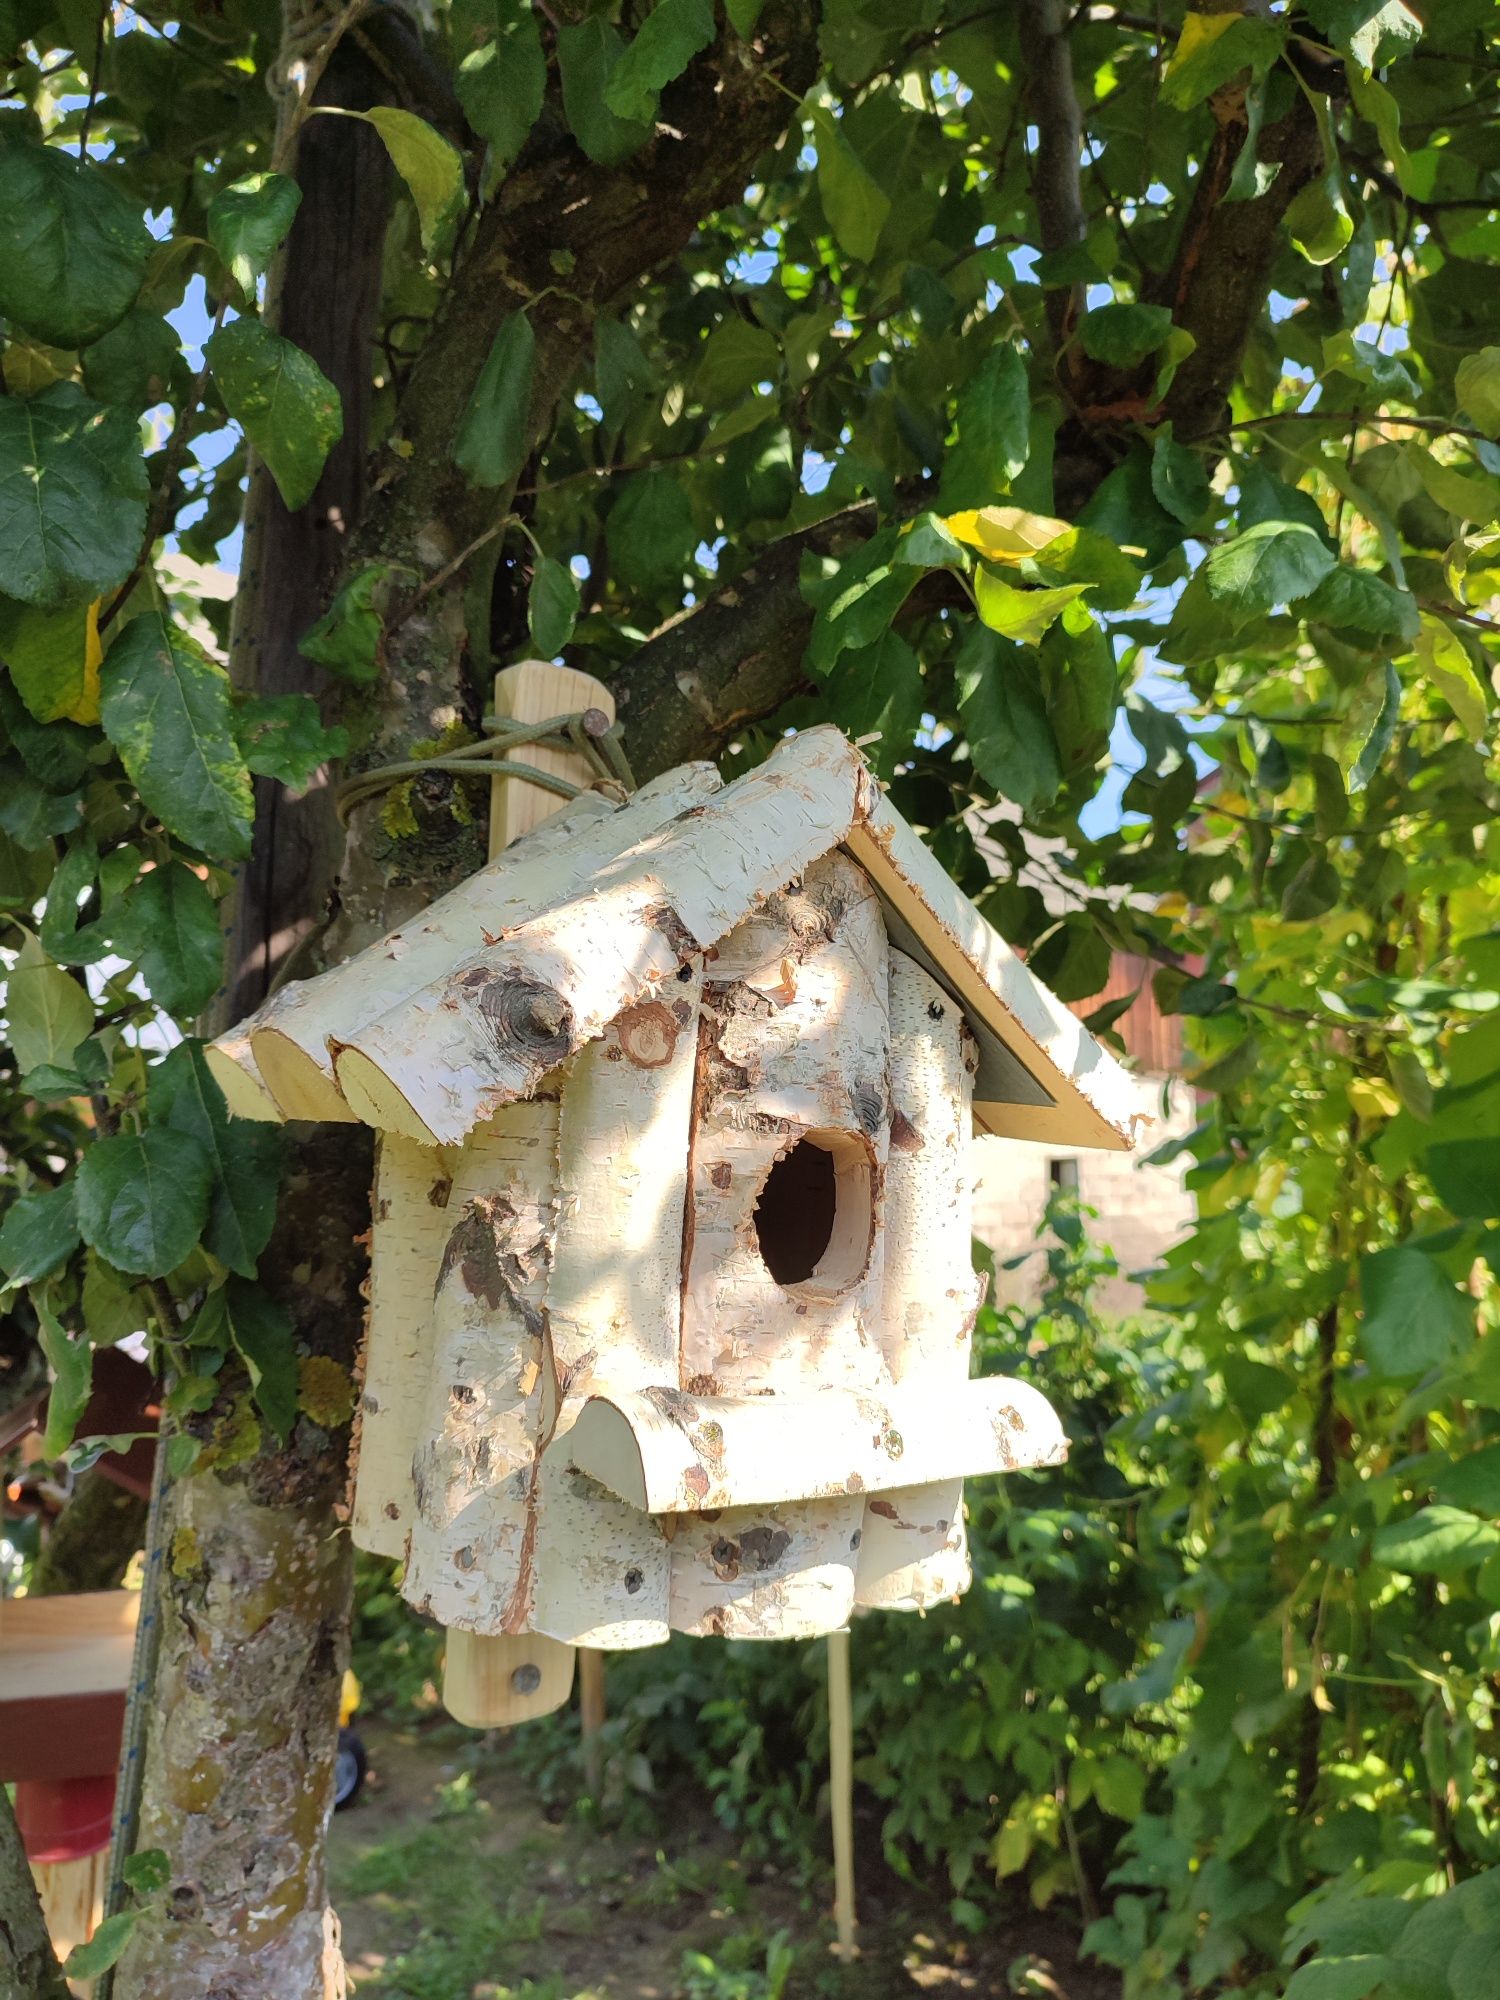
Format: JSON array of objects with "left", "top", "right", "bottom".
[{"left": 210, "top": 725, "right": 1141, "bottom": 1717}]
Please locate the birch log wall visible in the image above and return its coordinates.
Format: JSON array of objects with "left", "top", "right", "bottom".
[{"left": 210, "top": 725, "right": 1144, "bottom": 1719}]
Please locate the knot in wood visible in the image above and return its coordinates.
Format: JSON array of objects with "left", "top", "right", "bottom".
[{"left": 478, "top": 971, "right": 574, "bottom": 1065}]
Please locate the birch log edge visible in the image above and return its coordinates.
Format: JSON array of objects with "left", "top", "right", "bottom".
[
  {"left": 859, "top": 950, "right": 982, "bottom": 1609},
  {"left": 437, "top": 663, "right": 613, "bottom": 1730}
]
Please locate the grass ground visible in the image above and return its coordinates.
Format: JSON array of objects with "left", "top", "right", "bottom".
[{"left": 328, "top": 1718, "right": 1117, "bottom": 2000}]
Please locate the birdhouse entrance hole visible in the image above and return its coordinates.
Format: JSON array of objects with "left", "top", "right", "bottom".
[{"left": 752, "top": 1129, "right": 874, "bottom": 1292}]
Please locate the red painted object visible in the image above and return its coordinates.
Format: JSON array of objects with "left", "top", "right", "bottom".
[{"left": 13, "top": 1773, "right": 116, "bottom": 1864}]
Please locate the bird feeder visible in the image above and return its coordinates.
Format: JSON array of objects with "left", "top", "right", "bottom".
[{"left": 209, "top": 722, "right": 1140, "bottom": 1723}]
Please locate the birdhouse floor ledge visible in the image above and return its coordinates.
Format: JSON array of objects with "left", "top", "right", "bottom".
[{"left": 566, "top": 1376, "right": 1068, "bottom": 1516}]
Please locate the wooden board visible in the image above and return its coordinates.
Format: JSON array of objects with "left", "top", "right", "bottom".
[{"left": 0, "top": 1592, "right": 138, "bottom": 1784}]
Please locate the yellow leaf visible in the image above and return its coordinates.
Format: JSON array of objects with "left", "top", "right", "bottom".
[
  {"left": 1349, "top": 1078, "right": 1399, "bottom": 1121},
  {"left": 944, "top": 505, "right": 1070, "bottom": 562},
  {"left": 67, "top": 601, "right": 103, "bottom": 725}
]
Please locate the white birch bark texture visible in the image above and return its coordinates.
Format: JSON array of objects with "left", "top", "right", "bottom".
[
  {"left": 350, "top": 1132, "right": 462, "bottom": 1560},
  {"left": 568, "top": 1375, "right": 1067, "bottom": 1513},
  {"left": 329, "top": 729, "right": 873, "bottom": 1147},
  {"left": 679, "top": 851, "right": 890, "bottom": 1397},
  {"left": 204, "top": 765, "right": 718, "bottom": 1123},
  {"left": 402, "top": 1099, "right": 560, "bottom": 1634},
  {"left": 858, "top": 949, "right": 982, "bottom": 1610},
  {"left": 666, "top": 1496, "right": 864, "bottom": 1641},
  {"left": 529, "top": 963, "right": 706, "bottom": 1650}
]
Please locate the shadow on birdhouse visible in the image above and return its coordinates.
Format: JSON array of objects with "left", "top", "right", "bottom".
[{"left": 210, "top": 727, "right": 1142, "bottom": 1721}]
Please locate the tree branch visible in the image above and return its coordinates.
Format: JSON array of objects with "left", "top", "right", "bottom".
[
  {"left": 1017, "top": 0, "right": 1087, "bottom": 351},
  {"left": 613, "top": 501, "right": 878, "bottom": 779}
]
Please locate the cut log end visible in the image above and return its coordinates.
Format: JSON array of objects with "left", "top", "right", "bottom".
[
  {"left": 333, "top": 1044, "right": 444, "bottom": 1145},
  {"left": 203, "top": 1037, "right": 286, "bottom": 1124},
  {"left": 251, "top": 1024, "right": 356, "bottom": 1124}
]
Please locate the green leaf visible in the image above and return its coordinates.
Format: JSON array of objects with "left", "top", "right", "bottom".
[
  {"left": 605, "top": 471, "right": 697, "bottom": 596},
  {"left": 956, "top": 626, "right": 1061, "bottom": 813},
  {"left": 1025, "top": 527, "right": 1140, "bottom": 612},
  {"left": 814, "top": 107, "right": 891, "bottom": 265},
  {"left": 695, "top": 315, "right": 780, "bottom": 402},
  {"left": 528, "top": 555, "right": 580, "bottom": 657},
  {"left": 1286, "top": 169, "right": 1355, "bottom": 267},
  {"left": 1077, "top": 301, "right": 1176, "bottom": 368},
  {"left": 151, "top": 1042, "right": 281, "bottom": 1278},
  {"left": 122, "top": 1848, "right": 171, "bottom": 1896},
  {"left": 6, "top": 931, "right": 92, "bottom": 1072},
  {"left": 897, "top": 512, "right": 968, "bottom": 568},
  {"left": 208, "top": 172, "right": 302, "bottom": 295},
  {"left": 0, "top": 595, "right": 99, "bottom": 724},
  {"left": 975, "top": 571, "right": 1089, "bottom": 646},
  {"left": 0, "top": 383, "right": 148, "bottom": 611},
  {"left": 99, "top": 612, "right": 255, "bottom": 860},
  {"left": 343, "top": 107, "right": 464, "bottom": 253},
  {"left": 211, "top": 1276, "right": 298, "bottom": 1440},
  {"left": 1302, "top": 565, "right": 1419, "bottom": 639},
  {"left": 804, "top": 530, "right": 917, "bottom": 674},
  {"left": 1373, "top": 1505, "right": 1500, "bottom": 1574},
  {"left": 940, "top": 345, "right": 1029, "bottom": 511},
  {"left": 82, "top": 1249, "right": 143, "bottom": 1347},
  {"left": 1283, "top": 1958, "right": 1391, "bottom": 2000},
  {"left": 823, "top": 626, "right": 923, "bottom": 753},
  {"left": 605, "top": 0, "right": 715, "bottom": 123},
  {"left": 207, "top": 317, "right": 343, "bottom": 514},
  {"left": 1456, "top": 347, "right": 1500, "bottom": 435},
  {"left": 595, "top": 317, "right": 650, "bottom": 428},
  {"left": 1433, "top": 1442, "right": 1500, "bottom": 1514},
  {"left": 234, "top": 693, "right": 347, "bottom": 786},
  {"left": 456, "top": 0, "right": 546, "bottom": 171},
  {"left": 558, "top": 18, "right": 654, "bottom": 166},
  {"left": 36, "top": 1295, "right": 92, "bottom": 1459},
  {"left": 1204, "top": 520, "right": 1336, "bottom": 619},
  {"left": 1150, "top": 427, "right": 1213, "bottom": 527},
  {"left": 1425, "top": 1139, "right": 1500, "bottom": 1220},
  {"left": 298, "top": 563, "right": 396, "bottom": 683},
  {"left": 0, "top": 144, "right": 152, "bottom": 347},
  {"left": 0, "top": 1180, "right": 80, "bottom": 1284},
  {"left": 76, "top": 1127, "right": 213, "bottom": 1276},
  {"left": 117, "top": 861, "right": 224, "bottom": 1018},
  {"left": 37, "top": 833, "right": 103, "bottom": 967},
  {"left": 454, "top": 309, "right": 535, "bottom": 491},
  {"left": 1415, "top": 612, "right": 1488, "bottom": 738},
  {"left": 80, "top": 309, "right": 180, "bottom": 411},
  {"left": 1159, "top": 11, "right": 1286, "bottom": 110},
  {"left": 1360, "top": 1243, "right": 1473, "bottom": 1379},
  {"left": 63, "top": 1909, "right": 139, "bottom": 1981}
]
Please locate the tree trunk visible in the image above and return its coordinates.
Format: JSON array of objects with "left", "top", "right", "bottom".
[{"left": 0, "top": 1789, "right": 70, "bottom": 2000}]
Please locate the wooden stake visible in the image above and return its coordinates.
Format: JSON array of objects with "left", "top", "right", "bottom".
[
  {"left": 436, "top": 660, "right": 614, "bottom": 1735},
  {"left": 578, "top": 1646, "right": 607, "bottom": 1797},
  {"left": 827, "top": 1626, "right": 857, "bottom": 1963}
]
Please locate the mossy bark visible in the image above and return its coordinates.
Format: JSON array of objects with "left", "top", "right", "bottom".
[
  {"left": 30, "top": 1467, "right": 147, "bottom": 1598},
  {"left": 0, "top": 1788, "right": 70, "bottom": 2000}
]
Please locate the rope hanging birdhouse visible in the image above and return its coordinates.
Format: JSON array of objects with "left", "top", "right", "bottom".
[{"left": 209, "top": 696, "right": 1142, "bottom": 1724}]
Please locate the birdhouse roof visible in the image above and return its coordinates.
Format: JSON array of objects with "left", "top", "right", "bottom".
[{"left": 209, "top": 727, "right": 1142, "bottom": 1152}]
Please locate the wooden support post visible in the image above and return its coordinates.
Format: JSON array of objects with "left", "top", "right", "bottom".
[
  {"left": 827, "top": 1627, "right": 857, "bottom": 1963},
  {"left": 437, "top": 659, "right": 613, "bottom": 1737},
  {"left": 578, "top": 1646, "right": 607, "bottom": 1797}
]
